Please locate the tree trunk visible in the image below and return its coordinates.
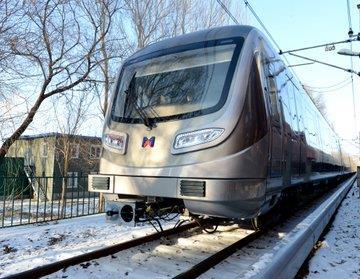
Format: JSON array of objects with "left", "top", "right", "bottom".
[
  {"left": 0, "top": 94, "right": 45, "bottom": 158},
  {"left": 60, "top": 142, "right": 69, "bottom": 218}
]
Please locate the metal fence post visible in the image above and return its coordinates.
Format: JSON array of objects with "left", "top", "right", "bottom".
[{"left": 1, "top": 174, "right": 99, "bottom": 229}]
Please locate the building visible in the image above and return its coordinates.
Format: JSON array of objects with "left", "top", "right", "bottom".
[{"left": 6, "top": 133, "right": 102, "bottom": 199}]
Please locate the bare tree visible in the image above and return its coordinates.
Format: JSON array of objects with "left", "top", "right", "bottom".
[
  {"left": 90, "top": 2, "right": 126, "bottom": 117},
  {"left": 122, "top": 0, "right": 240, "bottom": 50},
  {"left": 170, "top": 0, "right": 240, "bottom": 36},
  {"left": 0, "top": 0, "right": 22, "bottom": 74},
  {"left": 123, "top": 0, "right": 173, "bottom": 49},
  {"left": 94, "top": 0, "right": 244, "bottom": 117},
  {"left": 0, "top": 0, "right": 118, "bottom": 158},
  {"left": 303, "top": 85, "right": 327, "bottom": 118},
  {"left": 52, "top": 89, "right": 97, "bottom": 217},
  {"left": 1, "top": 0, "right": 245, "bottom": 153}
]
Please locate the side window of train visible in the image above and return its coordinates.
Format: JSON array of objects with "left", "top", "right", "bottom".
[
  {"left": 263, "top": 58, "right": 280, "bottom": 123},
  {"left": 237, "top": 58, "right": 268, "bottom": 150},
  {"left": 277, "top": 71, "right": 292, "bottom": 128},
  {"left": 288, "top": 79, "right": 299, "bottom": 131},
  {"left": 255, "top": 52, "right": 272, "bottom": 115}
]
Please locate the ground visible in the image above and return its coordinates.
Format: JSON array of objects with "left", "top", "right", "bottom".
[
  {"left": 306, "top": 184, "right": 360, "bottom": 279},
  {"left": 0, "top": 215, "right": 176, "bottom": 278}
]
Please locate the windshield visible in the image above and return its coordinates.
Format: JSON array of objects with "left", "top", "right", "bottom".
[{"left": 111, "top": 38, "right": 243, "bottom": 124}]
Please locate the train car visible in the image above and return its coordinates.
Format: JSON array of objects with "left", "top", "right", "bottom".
[{"left": 89, "top": 25, "right": 350, "bottom": 225}]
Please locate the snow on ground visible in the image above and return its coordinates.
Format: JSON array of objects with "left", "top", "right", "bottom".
[
  {"left": 307, "top": 183, "right": 360, "bottom": 279},
  {"left": 0, "top": 214, "right": 176, "bottom": 278},
  {"left": 49, "top": 225, "right": 251, "bottom": 279}
]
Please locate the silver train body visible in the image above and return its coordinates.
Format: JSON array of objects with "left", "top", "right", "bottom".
[{"left": 89, "top": 26, "right": 350, "bottom": 220}]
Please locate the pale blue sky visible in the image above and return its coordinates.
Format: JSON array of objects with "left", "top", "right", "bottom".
[{"left": 243, "top": 0, "right": 360, "bottom": 154}]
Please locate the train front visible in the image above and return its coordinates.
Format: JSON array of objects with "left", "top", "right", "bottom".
[{"left": 89, "top": 26, "right": 270, "bottom": 224}]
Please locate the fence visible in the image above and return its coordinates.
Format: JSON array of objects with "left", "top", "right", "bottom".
[{"left": 0, "top": 174, "right": 103, "bottom": 228}]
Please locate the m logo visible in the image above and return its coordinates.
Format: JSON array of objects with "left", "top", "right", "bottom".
[{"left": 142, "top": 136, "right": 155, "bottom": 148}]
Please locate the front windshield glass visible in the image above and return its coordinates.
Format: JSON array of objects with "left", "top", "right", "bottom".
[{"left": 111, "top": 38, "right": 243, "bottom": 123}]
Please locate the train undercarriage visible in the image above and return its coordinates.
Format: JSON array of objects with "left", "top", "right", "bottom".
[{"left": 100, "top": 172, "right": 353, "bottom": 231}]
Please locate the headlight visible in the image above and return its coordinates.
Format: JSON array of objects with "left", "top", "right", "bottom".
[
  {"left": 174, "top": 128, "right": 224, "bottom": 149},
  {"left": 103, "top": 133, "right": 127, "bottom": 154}
]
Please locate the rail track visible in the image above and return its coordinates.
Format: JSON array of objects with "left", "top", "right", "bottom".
[
  {"left": 4, "top": 221, "right": 201, "bottom": 279},
  {"left": 4, "top": 175, "right": 356, "bottom": 279}
]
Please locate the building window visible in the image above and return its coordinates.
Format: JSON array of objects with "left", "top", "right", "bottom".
[
  {"left": 70, "top": 144, "right": 79, "bottom": 158},
  {"left": 41, "top": 143, "right": 48, "bottom": 158},
  {"left": 90, "top": 145, "right": 102, "bottom": 159},
  {"left": 67, "top": 172, "right": 78, "bottom": 188}
]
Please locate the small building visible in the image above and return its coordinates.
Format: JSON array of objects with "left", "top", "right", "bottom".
[{"left": 6, "top": 133, "right": 102, "bottom": 200}]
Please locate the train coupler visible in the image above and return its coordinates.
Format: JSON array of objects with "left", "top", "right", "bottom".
[
  {"left": 105, "top": 195, "right": 185, "bottom": 227},
  {"left": 105, "top": 199, "right": 144, "bottom": 226}
]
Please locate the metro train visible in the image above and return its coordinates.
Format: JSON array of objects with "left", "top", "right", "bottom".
[{"left": 89, "top": 25, "right": 351, "bottom": 225}]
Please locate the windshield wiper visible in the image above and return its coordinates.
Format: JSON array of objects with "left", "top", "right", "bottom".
[{"left": 124, "top": 73, "right": 156, "bottom": 129}]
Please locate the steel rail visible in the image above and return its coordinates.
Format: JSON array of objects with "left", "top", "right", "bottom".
[
  {"left": 4, "top": 221, "right": 200, "bottom": 279},
  {"left": 173, "top": 174, "right": 355, "bottom": 279},
  {"left": 173, "top": 229, "right": 264, "bottom": 279}
]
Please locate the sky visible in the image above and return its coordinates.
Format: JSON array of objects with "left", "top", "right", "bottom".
[{"left": 242, "top": 0, "right": 360, "bottom": 156}]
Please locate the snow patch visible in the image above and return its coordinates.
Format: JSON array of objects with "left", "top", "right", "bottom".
[{"left": 243, "top": 253, "right": 274, "bottom": 278}]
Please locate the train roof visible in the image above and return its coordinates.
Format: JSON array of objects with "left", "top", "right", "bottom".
[{"left": 127, "top": 25, "right": 255, "bottom": 62}]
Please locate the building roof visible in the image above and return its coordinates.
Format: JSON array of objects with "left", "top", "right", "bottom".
[{"left": 18, "top": 133, "right": 101, "bottom": 141}]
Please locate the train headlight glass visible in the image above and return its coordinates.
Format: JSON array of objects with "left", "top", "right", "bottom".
[
  {"left": 174, "top": 128, "right": 224, "bottom": 149},
  {"left": 103, "top": 133, "right": 127, "bottom": 154}
]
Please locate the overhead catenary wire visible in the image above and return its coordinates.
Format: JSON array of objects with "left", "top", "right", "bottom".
[
  {"left": 304, "top": 78, "right": 351, "bottom": 89},
  {"left": 347, "top": 0, "right": 354, "bottom": 35},
  {"left": 242, "top": 0, "right": 305, "bottom": 88},
  {"left": 303, "top": 80, "right": 352, "bottom": 93},
  {"left": 279, "top": 37, "right": 358, "bottom": 55},
  {"left": 233, "top": 1, "right": 355, "bottom": 146},
  {"left": 215, "top": 0, "right": 239, "bottom": 25},
  {"left": 288, "top": 52, "right": 360, "bottom": 76},
  {"left": 243, "top": 0, "right": 282, "bottom": 52}
]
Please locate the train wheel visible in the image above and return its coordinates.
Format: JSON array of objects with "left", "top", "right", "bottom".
[{"left": 251, "top": 216, "right": 264, "bottom": 231}]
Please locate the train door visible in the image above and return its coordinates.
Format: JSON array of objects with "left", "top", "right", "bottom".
[{"left": 261, "top": 54, "right": 283, "bottom": 189}]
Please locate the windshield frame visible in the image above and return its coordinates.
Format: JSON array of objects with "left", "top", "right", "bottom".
[{"left": 110, "top": 37, "right": 244, "bottom": 124}]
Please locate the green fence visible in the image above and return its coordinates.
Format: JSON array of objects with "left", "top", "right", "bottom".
[{"left": 0, "top": 158, "right": 29, "bottom": 198}]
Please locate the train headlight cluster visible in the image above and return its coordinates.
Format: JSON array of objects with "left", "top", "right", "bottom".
[
  {"left": 174, "top": 128, "right": 224, "bottom": 149},
  {"left": 103, "top": 133, "right": 127, "bottom": 154}
]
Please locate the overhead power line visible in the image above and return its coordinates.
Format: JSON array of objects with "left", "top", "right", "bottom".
[
  {"left": 304, "top": 78, "right": 351, "bottom": 89},
  {"left": 279, "top": 37, "right": 359, "bottom": 55},
  {"left": 347, "top": 0, "right": 354, "bottom": 35},
  {"left": 215, "top": 0, "right": 239, "bottom": 25},
  {"left": 306, "top": 78, "right": 351, "bottom": 89},
  {"left": 243, "top": 0, "right": 304, "bottom": 85},
  {"left": 288, "top": 52, "right": 360, "bottom": 76},
  {"left": 243, "top": 0, "right": 282, "bottom": 52},
  {"left": 303, "top": 80, "right": 352, "bottom": 93}
]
